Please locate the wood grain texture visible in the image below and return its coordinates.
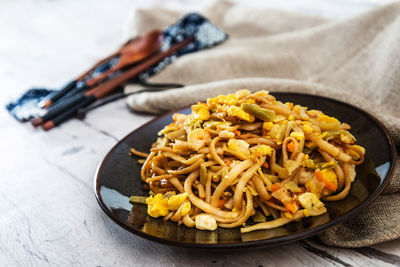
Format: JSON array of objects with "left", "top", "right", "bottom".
[{"left": 0, "top": 0, "right": 399, "bottom": 266}]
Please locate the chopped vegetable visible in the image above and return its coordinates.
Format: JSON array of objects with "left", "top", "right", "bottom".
[
  {"left": 316, "top": 115, "right": 341, "bottom": 130},
  {"left": 241, "top": 103, "right": 276, "bottom": 121},
  {"left": 284, "top": 181, "right": 302, "bottom": 193},
  {"left": 200, "top": 163, "right": 207, "bottom": 185},
  {"left": 303, "top": 159, "right": 315, "bottom": 168},
  {"left": 252, "top": 210, "right": 267, "bottom": 223},
  {"left": 284, "top": 160, "right": 300, "bottom": 175},
  {"left": 287, "top": 141, "right": 295, "bottom": 152},
  {"left": 218, "top": 199, "right": 226, "bottom": 208},
  {"left": 262, "top": 162, "right": 269, "bottom": 169},
  {"left": 228, "top": 105, "right": 255, "bottom": 122},
  {"left": 129, "top": 196, "right": 147, "bottom": 204},
  {"left": 271, "top": 183, "right": 281, "bottom": 192},
  {"left": 318, "top": 169, "right": 338, "bottom": 191},
  {"left": 285, "top": 203, "right": 299, "bottom": 213},
  {"left": 247, "top": 185, "right": 258, "bottom": 196}
]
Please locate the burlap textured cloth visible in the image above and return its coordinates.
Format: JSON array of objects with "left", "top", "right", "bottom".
[{"left": 125, "top": 0, "right": 400, "bottom": 247}]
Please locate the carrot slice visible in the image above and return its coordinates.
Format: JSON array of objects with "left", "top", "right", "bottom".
[
  {"left": 271, "top": 183, "right": 281, "bottom": 192},
  {"left": 262, "top": 162, "right": 269, "bottom": 169},
  {"left": 218, "top": 199, "right": 226, "bottom": 209},
  {"left": 315, "top": 171, "right": 323, "bottom": 181},
  {"left": 285, "top": 203, "right": 298, "bottom": 213},
  {"left": 315, "top": 170, "right": 337, "bottom": 191},
  {"left": 324, "top": 181, "right": 337, "bottom": 191},
  {"left": 287, "top": 141, "right": 295, "bottom": 152}
]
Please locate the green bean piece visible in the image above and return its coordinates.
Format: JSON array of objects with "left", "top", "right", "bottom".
[
  {"left": 200, "top": 163, "right": 207, "bottom": 186},
  {"left": 241, "top": 103, "right": 275, "bottom": 121},
  {"left": 129, "top": 196, "right": 147, "bottom": 204},
  {"left": 252, "top": 210, "right": 267, "bottom": 223}
]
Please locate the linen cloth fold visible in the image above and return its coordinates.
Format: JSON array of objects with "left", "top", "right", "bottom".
[{"left": 125, "top": 0, "right": 400, "bottom": 247}]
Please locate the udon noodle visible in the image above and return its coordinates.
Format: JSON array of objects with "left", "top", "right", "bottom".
[{"left": 130, "top": 90, "right": 365, "bottom": 232}]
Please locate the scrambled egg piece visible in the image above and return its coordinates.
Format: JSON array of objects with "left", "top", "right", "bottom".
[
  {"left": 227, "top": 139, "right": 251, "bottom": 157},
  {"left": 272, "top": 115, "right": 285, "bottom": 123},
  {"left": 146, "top": 194, "right": 169, "bottom": 218},
  {"left": 263, "top": 121, "right": 274, "bottom": 131},
  {"left": 168, "top": 193, "right": 188, "bottom": 210},
  {"left": 195, "top": 214, "right": 217, "bottom": 231},
  {"left": 235, "top": 89, "right": 251, "bottom": 99},
  {"left": 207, "top": 94, "right": 238, "bottom": 107},
  {"left": 298, "top": 192, "right": 324, "bottom": 211},
  {"left": 146, "top": 192, "right": 192, "bottom": 218},
  {"left": 320, "top": 169, "right": 337, "bottom": 184},
  {"left": 181, "top": 202, "right": 191, "bottom": 216},
  {"left": 290, "top": 131, "right": 305, "bottom": 140},
  {"left": 252, "top": 145, "right": 272, "bottom": 157},
  {"left": 254, "top": 90, "right": 270, "bottom": 97},
  {"left": 317, "top": 115, "right": 341, "bottom": 130},
  {"left": 303, "top": 124, "right": 313, "bottom": 134},
  {"left": 318, "top": 115, "right": 339, "bottom": 124},
  {"left": 228, "top": 106, "right": 255, "bottom": 122},
  {"left": 192, "top": 103, "right": 210, "bottom": 121}
]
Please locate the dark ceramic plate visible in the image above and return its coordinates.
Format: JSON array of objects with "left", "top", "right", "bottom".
[{"left": 94, "top": 92, "right": 396, "bottom": 249}]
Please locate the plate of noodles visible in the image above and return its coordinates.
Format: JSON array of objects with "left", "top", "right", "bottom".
[{"left": 94, "top": 90, "right": 396, "bottom": 249}]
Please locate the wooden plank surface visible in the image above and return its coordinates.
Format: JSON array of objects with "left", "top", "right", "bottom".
[{"left": 1, "top": 0, "right": 399, "bottom": 266}]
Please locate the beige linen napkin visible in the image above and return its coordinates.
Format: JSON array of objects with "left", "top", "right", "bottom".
[{"left": 125, "top": 0, "right": 400, "bottom": 247}]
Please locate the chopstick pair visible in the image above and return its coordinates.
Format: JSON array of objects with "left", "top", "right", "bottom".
[
  {"left": 38, "top": 30, "right": 162, "bottom": 109},
  {"left": 32, "top": 30, "right": 163, "bottom": 127},
  {"left": 40, "top": 36, "right": 195, "bottom": 130}
]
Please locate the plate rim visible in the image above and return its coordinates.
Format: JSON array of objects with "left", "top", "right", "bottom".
[{"left": 94, "top": 92, "right": 397, "bottom": 249}]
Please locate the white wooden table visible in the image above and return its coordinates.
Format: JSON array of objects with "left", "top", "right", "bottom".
[{"left": 1, "top": 0, "right": 400, "bottom": 266}]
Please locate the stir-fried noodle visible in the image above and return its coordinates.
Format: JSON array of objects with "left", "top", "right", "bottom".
[{"left": 130, "top": 90, "right": 365, "bottom": 232}]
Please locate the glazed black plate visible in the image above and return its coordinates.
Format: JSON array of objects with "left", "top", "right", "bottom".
[{"left": 94, "top": 92, "right": 396, "bottom": 249}]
